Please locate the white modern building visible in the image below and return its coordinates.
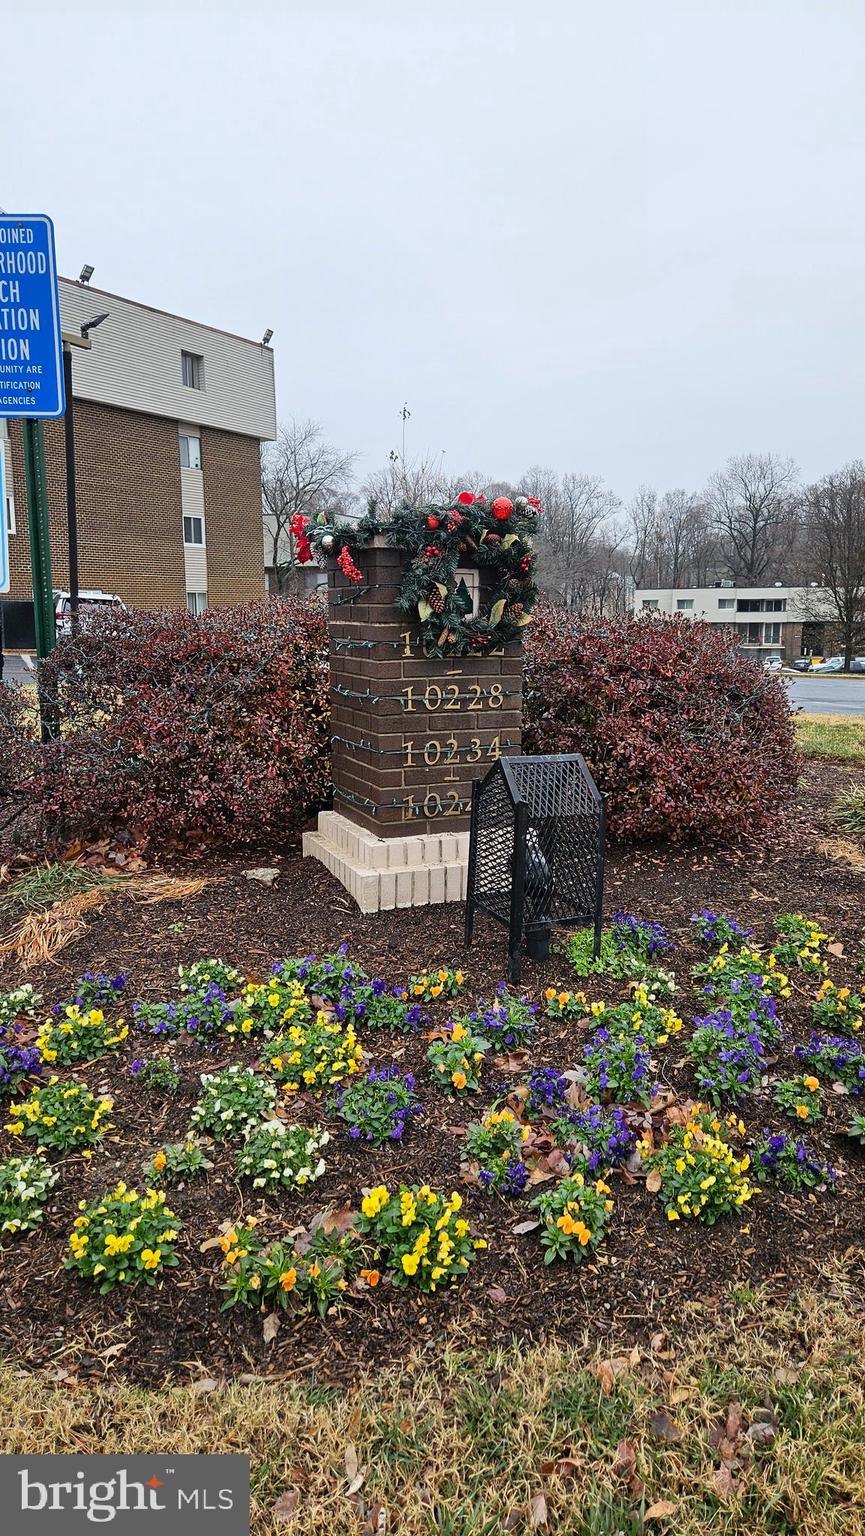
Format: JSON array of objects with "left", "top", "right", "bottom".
[{"left": 635, "top": 584, "right": 835, "bottom": 663}]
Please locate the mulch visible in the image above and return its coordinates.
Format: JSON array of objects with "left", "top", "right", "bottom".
[{"left": 1, "top": 760, "right": 863, "bottom": 1387}]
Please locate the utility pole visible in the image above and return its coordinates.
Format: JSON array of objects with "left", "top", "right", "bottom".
[
  {"left": 22, "top": 419, "right": 59, "bottom": 741},
  {"left": 62, "top": 315, "right": 107, "bottom": 637}
]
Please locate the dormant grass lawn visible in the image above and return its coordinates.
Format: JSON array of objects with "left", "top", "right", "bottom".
[
  {"left": 796, "top": 712, "right": 865, "bottom": 764},
  {"left": 2, "top": 1257, "right": 863, "bottom": 1535}
]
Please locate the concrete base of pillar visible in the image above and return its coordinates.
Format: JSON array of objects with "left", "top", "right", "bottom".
[{"left": 302, "top": 811, "right": 469, "bottom": 914}]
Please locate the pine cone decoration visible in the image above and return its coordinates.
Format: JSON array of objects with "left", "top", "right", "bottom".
[
  {"left": 428, "top": 585, "right": 445, "bottom": 614},
  {"left": 504, "top": 602, "right": 524, "bottom": 619}
]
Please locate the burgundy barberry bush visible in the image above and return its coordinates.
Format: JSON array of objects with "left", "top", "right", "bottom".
[
  {"left": 29, "top": 598, "right": 330, "bottom": 851},
  {"left": 522, "top": 607, "right": 797, "bottom": 842}
]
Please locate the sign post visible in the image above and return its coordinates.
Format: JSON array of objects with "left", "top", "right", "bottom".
[
  {"left": 0, "top": 213, "right": 65, "bottom": 738},
  {"left": 0, "top": 439, "right": 7, "bottom": 595}
]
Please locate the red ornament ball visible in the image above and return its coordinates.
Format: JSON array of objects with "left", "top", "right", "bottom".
[
  {"left": 491, "top": 496, "right": 513, "bottom": 521},
  {"left": 456, "top": 490, "right": 476, "bottom": 506},
  {"left": 426, "top": 514, "right": 440, "bottom": 530}
]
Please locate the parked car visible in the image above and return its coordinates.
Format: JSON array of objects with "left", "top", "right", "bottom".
[
  {"left": 53, "top": 589, "right": 127, "bottom": 636},
  {"left": 762, "top": 656, "right": 783, "bottom": 672},
  {"left": 812, "top": 656, "right": 845, "bottom": 673},
  {"left": 791, "top": 656, "right": 817, "bottom": 671}
]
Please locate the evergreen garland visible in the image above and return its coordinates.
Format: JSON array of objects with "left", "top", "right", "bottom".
[{"left": 309, "top": 492, "right": 541, "bottom": 658}]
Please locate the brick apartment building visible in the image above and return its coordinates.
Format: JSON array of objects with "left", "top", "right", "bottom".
[{"left": 1, "top": 277, "right": 276, "bottom": 624}]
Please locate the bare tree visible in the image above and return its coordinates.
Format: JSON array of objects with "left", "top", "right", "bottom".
[
  {"left": 626, "top": 486, "right": 661, "bottom": 587},
  {"left": 705, "top": 452, "right": 799, "bottom": 581},
  {"left": 522, "top": 466, "right": 621, "bottom": 609},
  {"left": 262, "top": 420, "right": 357, "bottom": 593},
  {"left": 361, "top": 452, "right": 458, "bottom": 516},
  {"left": 804, "top": 462, "right": 865, "bottom": 667},
  {"left": 658, "top": 490, "right": 717, "bottom": 586}
]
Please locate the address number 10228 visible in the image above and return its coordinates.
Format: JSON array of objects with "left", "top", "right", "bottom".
[{"left": 401, "top": 682, "right": 504, "bottom": 712}]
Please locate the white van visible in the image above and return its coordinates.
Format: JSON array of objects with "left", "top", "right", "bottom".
[{"left": 53, "top": 590, "right": 127, "bottom": 636}]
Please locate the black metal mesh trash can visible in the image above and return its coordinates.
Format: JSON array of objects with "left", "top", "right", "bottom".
[{"left": 464, "top": 754, "right": 605, "bottom": 981}]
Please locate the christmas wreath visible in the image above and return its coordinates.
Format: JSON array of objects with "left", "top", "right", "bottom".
[{"left": 304, "top": 491, "right": 541, "bottom": 658}]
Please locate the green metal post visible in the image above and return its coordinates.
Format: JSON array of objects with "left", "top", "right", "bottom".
[{"left": 22, "top": 418, "right": 59, "bottom": 740}]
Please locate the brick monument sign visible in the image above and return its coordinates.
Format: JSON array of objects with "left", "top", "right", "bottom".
[{"left": 302, "top": 494, "right": 538, "bottom": 912}]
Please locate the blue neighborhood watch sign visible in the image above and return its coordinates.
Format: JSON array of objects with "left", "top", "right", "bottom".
[{"left": 0, "top": 213, "right": 65, "bottom": 419}]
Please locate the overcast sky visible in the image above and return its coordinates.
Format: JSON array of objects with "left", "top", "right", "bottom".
[{"left": 8, "top": 0, "right": 865, "bottom": 498}]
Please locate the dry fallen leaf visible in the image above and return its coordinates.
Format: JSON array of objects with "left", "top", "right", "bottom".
[
  {"left": 649, "top": 1409, "right": 682, "bottom": 1444},
  {"left": 272, "top": 1490, "right": 300, "bottom": 1521},
  {"left": 488, "top": 1284, "right": 509, "bottom": 1304},
  {"left": 612, "top": 1440, "right": 636, "bottom": 1480},
  {"left": 540, "top": 1456, "right": 581, "bottom": 1482},
  {"left": 714, "top": 1464, "right": 737, "bottom": 1502},
  {"left": 529, "top": 1491, "right": 548, "bottom": 1526},
  {"left": 512, "top": 1219, "right": 541, "bottom": 1235},
  {"left": 645, "top": 1168, "right": 663, "bottom": 1194},
  {"left": 645, "top": 1500, "right": 677, "bottom": 1521},
  {"left": 263, "top": 1313, "right": 281, "bottom": 1345}
]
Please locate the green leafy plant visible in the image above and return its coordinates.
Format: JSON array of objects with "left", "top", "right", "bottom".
[
  {"left": 129, "top": 1055, "right": 181, "bottom": 1095},
  {"left": 426, "top": 1022, "right": 489, "bottom": 1095},
  {"left": 216, "top": 1219, "right": 361, "bottom": 1316},
  {"left": 813, "top": 979, "right": 864, "bottom": 1035},
  {"left": 329, "top": 1066, "right": 422, "bottom": 1145},
  {"left": 543, "top": 987, "right": 589, "bottom": 1021},
  {"left": 259, "top": 1011, "right": 363, "bottom": 1093},
  {"left": 463, "top": 1107, "right": 530, "bottom": 1195},
  {"left": 5, "top": 1078, "right": 113, "bottom": 1154},
  {"left": 593, "top": 990, "right": 684, "bottom": 1047},
  {"left": 276, "top": 947, "right": 366, "bottom": 1003},
  {"left": 0, "top": 984, "right": 42, "bottom": 1028},
  {"left": 408, "top": 967, "right": 466, "bottom": 1004},
  {"left": 36, "top": 1005, "right": 129, "bottom": 1067},
  {"left": 189, "top": 1066, "right": 276, "bottom": 1141},
  {"left": 773, "top": 1074, "right": 823, "bottom": 1123},
  {"left": 773, "top": 914, "right": 829, "bottom": 975},
  {"left": 582, "top": 1028, "right": 654, "bottom": 1105},
  {"left": 178, "top": 958, "right": 245, "bottom": 998},
  {"left": 639, "top": 1109, "right": 755, "bottom": 1224},
  {"left": 235, "top": 1122, "right": 329, "bottom": 1194},
  {"left": 148, "top": 1138, "right": 213, "bottom": 1183},
  {"left": 828, "top": 783, "right": 865, "bottom": 839},
  {"left": 455, "top": 985, "right": 537, "bottom": 1050},
  {"left": 347, "top": 984, "right": 422, "bottom": 1032},
  {"left": 66, "top": 1182, "right": 181, "bottom": 1291},
  {"left": 357, "top": 1183, "right": 484, "bottom": 1290},
  {"left": 226, "top": 976, "right": 311, "bottom": 1038},
  {"left": 847, "top": 1112, "right": 865, "bottom": 1145},
  {"left": 0, "top": 1153, "right": 57, "bottom": 1237},
  {"left": 530, "top": 1172, "right": 614, "bottom": 1263},
  {"left": 753, "top": 1132, "right": 836, "bottom": 1192}
]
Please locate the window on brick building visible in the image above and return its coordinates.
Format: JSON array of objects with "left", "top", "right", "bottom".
[
  {"left": 186, "top": 591, "right": 208, "bottom": 615},
  {"left": 183, "top": 515, "right": 205, "bottom": 546},
  {"left": 181, "top": 351, "right": 204, "bottom": 390},
  {"left": 5, "top": 495, "right": 14, "bottom": 536},
  {"left": 179, "top": 432, "right": 202, "bottom": 469}
]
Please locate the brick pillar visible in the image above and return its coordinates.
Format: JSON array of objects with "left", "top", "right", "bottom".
[{"left": 302, "top": 535, "right": 524, "bottom": 911}]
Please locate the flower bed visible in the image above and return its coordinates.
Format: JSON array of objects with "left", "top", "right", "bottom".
[{"left": 0, "top": 844, "right": 862, "bottom": 1389}]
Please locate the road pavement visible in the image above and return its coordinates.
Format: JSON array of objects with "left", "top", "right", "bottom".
[
  {"left": 1, "top": 654, "right": 35, "bottom": 686},
  {"left": 784, "top": 675, "right": 865, "bottom": 715}
]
